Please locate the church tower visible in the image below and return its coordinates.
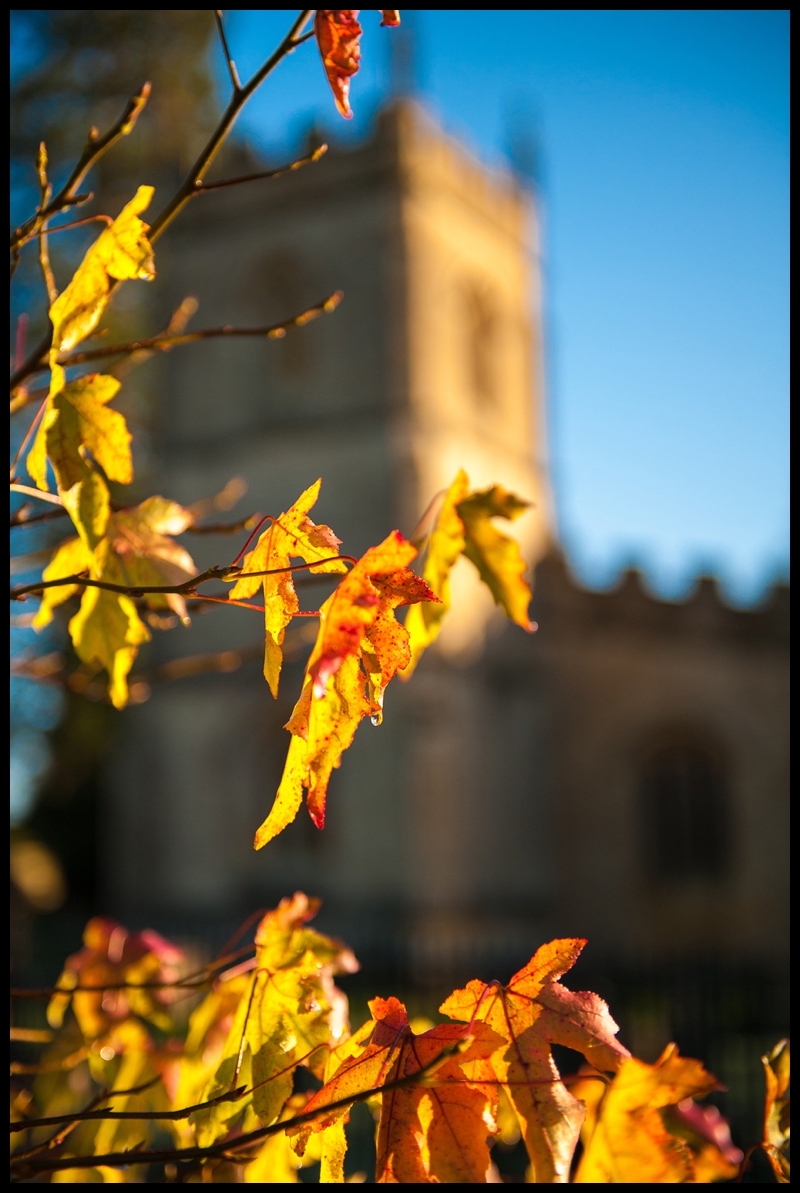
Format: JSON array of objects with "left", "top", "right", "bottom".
[{"left": 106, "top": 101, "right": 556, "bottom": 958}]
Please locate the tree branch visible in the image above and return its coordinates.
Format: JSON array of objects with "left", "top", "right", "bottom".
[
  {"left": 214, "top": 10, "right": 242, "bottom": 92},
  {"left": 146, "top": 10, "right": 313, "bottom": 243},
  {"left": 10, "top": 84, "right": 151, "bottom": 255},
  {"left": 9, "top": 11, "right": 313, "bottom": 393},
  {"left": 194, "top": 143, "right": 327, "bottom": 192},
  {"left": 52, "top": 292, "right": 342, "bottom": 371},
  {"left": 10, "top": 555, "right": 355, "bottom": 602},
  {"left": 10, "top": 1040, "right": 464, "bottom": 1176}
]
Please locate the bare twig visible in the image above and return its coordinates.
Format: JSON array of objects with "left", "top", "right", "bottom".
[
  {"left": 146, "top": 10, "right": 313, "bottom": 242},
  {"left": 10, "top": 1040, "right": 465, "bottom": 1176},
  {"left": 10, "top": 1082, "right": 248, "bottom": 1134},
  {"left": 9, "top": 12, "right": 315, "bottom": 393},
  {"left": 195, "top": 143, "right": 327, "bottom": 192},
  {"left": 10, "top": 84, "right": 151, "bottom": 254},
  {"left": 35, "top": 145, "right": 58, "bottom": 306},
  {"left": 10, "top": 554, "right": 355, "bottom": 602},
  {"left": 53, "top": 292, "right": 342, "bottom": 370},
  {"left": 214, "top": 10, "right": 242, "bottom": 92},
  {"left": 9, "top": 483, "right": 62, "bottom": 506},
  {"left": 37, "top": 213, "right": 114, "bottom": 237}
]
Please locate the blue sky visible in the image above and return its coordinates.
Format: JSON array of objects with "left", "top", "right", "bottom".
[{"left": 213, "top": 10, "right": 789, "bottom": 605}]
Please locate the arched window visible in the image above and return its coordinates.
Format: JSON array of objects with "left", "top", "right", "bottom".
[
  {"left": 639, "top": 738, "right": 729, "bottom": 882},
  {"left": 462, "top": 282, "right": 497, "bottom": 409}
]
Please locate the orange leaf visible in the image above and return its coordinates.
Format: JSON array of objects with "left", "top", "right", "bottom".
[
  {"left": 761, "top": 1039, "right": 790, "bottom": 1182},
  {"left": 380, "top": 10, "right": 401, "bottom": 27},
  {"left": 314, "top": 10, "right": 363, "bottom": 119},
  {"left": 230, "top": 479, "right": 346, "bottom": 697},
  {"left": 574, "top": 1043, "right": 724, "bottom": 1183},
  {"left": 255, "top": 532, "right": 436, "bottom": 846},
  {"left": 440, "top": 938, "right": 630, "bottom": 1182},
  {"left": 289, "top": 995, "right": 499, "bottom": 1182}
]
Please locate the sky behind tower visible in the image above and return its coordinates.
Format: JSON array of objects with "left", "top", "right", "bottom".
[{"left": 221, "top": 10, "right": 788, "bottom": 603}]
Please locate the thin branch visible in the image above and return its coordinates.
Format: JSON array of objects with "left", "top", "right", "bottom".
[
  {"left": 146, "top": 10, "right": 313, "bottom": 243},
  {"left": 38, "top": 213, "right": 114, "bottom": 237},
  {"left": 10, "top": 945, "right": 256, "bottom": 999},
  {"left": 9, "top": 483, "right": 62, "bottom": 506},
  {"left": 9, "top": 397, "right": 48, "bottom": 482},
  {"left": 194, "top": 143, "right": 327, "bottom": 192},
  {"left": 53, "top": 292, "right": 343, "bottom": 370},
  {"left": 10, "top": 1040, "right": 464, "bottom": 1176},
  {"left": 35, "top": 145, "right": 58, "bottom": 306},
  {"left": 10, "top": 1083, "right": 248, "bottom": 1134},
  {"left": 214, "top": 10, "right": 242, "bottom": 92},
  {"left": 11, "top": 555, "right": 355, "bottom": 602},
  {"left": 9, "top": 13, "right": 314, "bottom": 392},
  {"left": 9, "top": 84, "right": 151, "bottom": 254}
]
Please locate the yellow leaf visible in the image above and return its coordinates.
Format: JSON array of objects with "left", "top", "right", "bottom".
[
  {"left": 254, "top": 732, "right": 308, "bottom": 849},
  {"left": 49, "top": 185, "right": 155, "bottom": 357},
  {"left": 762, "top": 1038, "right": 790, "bottom": 1183},
  {"left": 43, "top": 374, "right": 131, "bottom": 490},
  {"left": 574, "top": 1044, "right": 723, "bottom": 1183},
  {"left": 231, "top": 479, "right": 347, "bottom": 698},
  {"left": 457, "top": 483, "right": 533, "bottom": 630},
  {"left": 68, "top": 577, "right": 150, "bottom": 710},
  {"left": 319, "top": 1117, "right": 348, "bottom": 1182},
  {"left": 61, "top": 467, "right": 111, "bottom": 555},
  {"left": 402, "top": 470, "right": 469, "bottom": 678},
  {"left": 245, "top": 1131, "right": 302, "bottom": 1182},
  {"left": 32, "top": 536, "right": 91, "bottom": 629}
]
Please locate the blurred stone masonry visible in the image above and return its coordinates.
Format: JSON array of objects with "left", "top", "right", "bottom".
[{"left": 103, "top": 102, "right": 788, "bottom": 1139}]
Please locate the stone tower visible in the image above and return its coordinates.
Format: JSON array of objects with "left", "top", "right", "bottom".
[{"left": 106, "top": 102, "right": 555, "bottom": 954}]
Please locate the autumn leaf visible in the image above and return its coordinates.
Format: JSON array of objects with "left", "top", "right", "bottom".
[
  {"left": 440, "top": 938, "right": 630, "bottom": 1183},
  {"left": 289, "top": 994, "right": 498, "bottom": 1182},
  {"left": 192, "top": 894, "right": 357, "bottom": 1148},
  {"left": 761, "top": 1038, "right": 790, "bottom": 1182},
  {"left": 457, "top": 482, "right": 534, "bottom": 630},
  {"left": 28, "top": 186, "right": 155, "bottom": 496},
  {"left": 314, "top": 10, "right": 363, "bottom": 119},
  {"left": 402, "top": 469, "right": 469, "bottom": 678},
  {"left": 33, "top": 496, "right": 197, "bottom": 708},
  {"left": 230, "top": 478, "right": 347, "bottom": 697},
  {"left": 49, "top": 184, "right": 155, "bottom": 359},
  {"left": 46, "top": 916, "right": 183, "bottom": 1040},
  {"left": 254, "top": 532, "right": 437, "bottom": 846},
  {"left": 573, "top": 1043, "right": 724, "bottom": 1183},
  {"left": 380, "top": 10, "right": 401, "bottom": 26}
]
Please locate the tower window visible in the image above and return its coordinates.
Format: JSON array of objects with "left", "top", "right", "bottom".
[
  {"left": 462, "top": 283, "right": 497, "bottom": 409},
  {"left": 640, "top": 740, "right": 729, "bottom": 882}
]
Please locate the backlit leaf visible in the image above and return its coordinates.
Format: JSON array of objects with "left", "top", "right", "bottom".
[
  {"left": 61, "top": 466, "right": 111, "bottom": 554},
  {"left": 230, "top": 479, "right": 346, "bottom": 697},
  {"left": 314, "top": 10, "right": 363, "bottom": 119},
  {"left": 440, "top": 937, "right": 630, "bottom": 1183},
  {"left": 402, "top": 469, "right": 469, "bottom": 678},
  {"left": 762, "top": 1038, "right": 790, "bottom": 1182},
  {"left": 49, "top": 185, "right": 155, "bottom": 357},
  {"left": 289, "top": 995, "right": 498, "bottom": 1182},
  {"left": 32, "top": 536, "right": 92, "bottom": 629},
  {"left": 456, "top": 483, "right": 534, "bottom": 630},
  {"left": 255, "top": 533, "right": 436, "bottom": 846},
  {"left": 193, "top": 895, "right": 356, "bottom": 1147},
  {"left": 574, "top": 1043, "right": 723, "bottom": 1183},
  {"left": 44, "top": 374, "right": 132, "bottom": 490}
]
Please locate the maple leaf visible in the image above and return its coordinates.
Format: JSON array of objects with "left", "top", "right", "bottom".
[
  {"left": 573, "top": 1043, "right": 724, "bottom": 1183},
  {"left": 314, "top": 10, "right": 363, "bottom": 119},
  {"left": 254, "top": 532, "right": 437, "bottom": 847},
  {"left": 457, "top": 483, "right": 534, "bottom": 630},
  {"left": 289, "top": 994, "right": 499, "bottom": 1182},
  {"left": 46, "top": 916, "right": 183, "bottom": 1040},
  {"left": 191, "top": 894, "right": 357, "bottom": 1147},
  {"left": 440, "top": 938, "right": 630, "bottom": 1183},
  {"left": 402, "top": 469, "right": 469, "bottom": 678},
  {"left": 761, "top": 1038, "right": 790, "bottom": 1182},
  {"left": 230, "top": 479, "right": 347, "bottom": 697},
  {"left": 33, "top": 496, "right": 197, "bottom": 707},
  {"left": 27, "top": 373, "right": 131, "bottom": 495},
  {"left": 28, "top": 186, "right": 155, "bottom": 493}
]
